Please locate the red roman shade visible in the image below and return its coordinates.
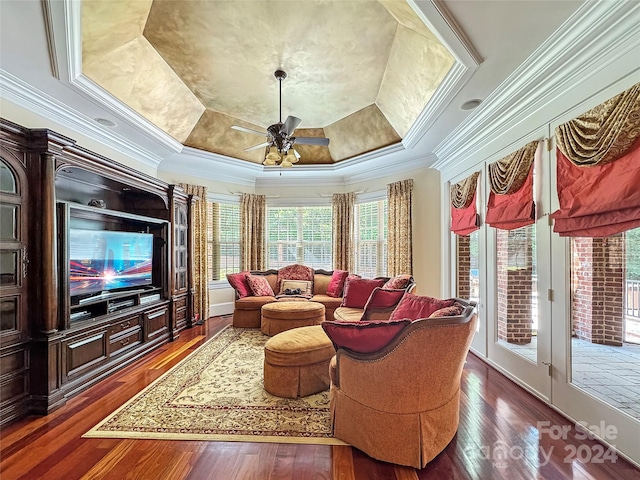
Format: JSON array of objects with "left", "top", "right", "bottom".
[
  {"left": 450, "top": 172, "right": 480, "bottom": 236},
  {"left": 551, "top": 82, "right": 640, "bottom": 237},
  {"left": 485, "top": 141, "right": 539, "bottom": 230}
]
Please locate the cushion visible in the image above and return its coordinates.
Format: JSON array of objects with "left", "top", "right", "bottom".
[
  {"left": 341, "top": 277, "right": 386, "bottom": 309},
  {"left": 276, "top": 264, "right": 314, "bottom": 293},
  {"left": 383, "top": 274, "right": 413, "bottom": 291},
  {"left": 326, "top": 270, "right": 349, "bottom": 298},
  {"left": 279, "top": 279, "right": 312, "bottom": 296},
  {"left": 429, "top": 303, "right": 465, "bottom": 318},
  {"left": 321, "top": 318, "right": 411, "bottom": 354},
  {"left": 226, "top": 271, "right": 252, "bottom": 298},
  {"left": 389, "top": 294, "right": 456, "bottom": 321},
  {"left": 246, "top": 274, "right": 275, "bottom": 297}
]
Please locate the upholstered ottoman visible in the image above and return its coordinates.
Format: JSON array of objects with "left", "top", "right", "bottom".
[
  {"left": 263, "top": 325, "right": 336, "bottom": 398},
  {"left": 261, "top": 301, "right": 325, "bottom": 336}
]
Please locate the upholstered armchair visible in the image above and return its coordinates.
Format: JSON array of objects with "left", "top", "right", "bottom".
[{"left": 328, "top": 298, "right": 477, "bottom": 468}]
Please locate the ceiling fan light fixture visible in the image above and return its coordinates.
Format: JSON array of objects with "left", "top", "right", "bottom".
[
  {"left": 265, "top": 148, "right": 281, "bottom": 163},
  {"left": 285, "top": 150, "right": 298, "bottom": 164},
  {"left": 280, "top": 159, "right": 293, "bottom": 168}
]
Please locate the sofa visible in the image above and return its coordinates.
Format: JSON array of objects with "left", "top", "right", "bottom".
[
  {"left": 323, "top": 296, "right": 477, "bottom": 468},
  {"left": 228, "top": 264, "right": 415, "bottom": 328},
  {"left": 229, "top": 265, "right": 346, "bottom": 327}
]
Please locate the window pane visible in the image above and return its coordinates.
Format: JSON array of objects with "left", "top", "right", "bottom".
[
  {"left": 208, "top": 202, "right": 240, "bottom": 280},
  {"left": 354, "top": 199, "right": 387, "bottom": 277},
  {"left": 0, "top": 159, "right": 16, "bottom": 194},
  {"left": 0, "top": 205, "right": 17, "bottom": 241},
  {"left": 569, "top": 229, "right": 640, "bottom": 420},
  {"left": 266, "top": 206, "right": 332, "bottom": 270}
]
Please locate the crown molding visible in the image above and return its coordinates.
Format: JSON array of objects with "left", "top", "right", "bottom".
[
  {"left": 0, "top": 70, "right": 163, "bottom": 169},
  {"left": 433, "top": 0, "right": 640, "bottom": 172},
  {"left": 160, "top": 147, "right": 261, "bottom": 187}
]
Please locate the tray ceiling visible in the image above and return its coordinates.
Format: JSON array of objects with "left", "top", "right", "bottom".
[{"left": 81, "top": 0, "right": 455, "bottom": 165}]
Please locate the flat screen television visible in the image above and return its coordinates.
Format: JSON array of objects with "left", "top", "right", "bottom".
[{"left": 69, "top": 228, "right": 153, "bottom": 298}]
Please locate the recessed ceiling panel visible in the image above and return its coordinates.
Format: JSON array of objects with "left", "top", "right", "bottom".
[
  {"left": 82, "top": 0, "right": 153, "bottom": 63},
  {"left": 376, "top": 25, "right": 454, "bottom": 137},
  {"left": 83, "top": 37, "right": 205, "bottom": 143},
  {"left": 325, "top": 104, "right": 401, "bottom": 161}
]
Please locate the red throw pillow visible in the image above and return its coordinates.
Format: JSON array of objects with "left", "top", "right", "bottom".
[
  {"left": 226, "top": 271, "right": 252, "bottom": 298},
  {"left": 341, "top": 278, "right": 386, "bottom": 309},
  {"left": 326, "top": 270, "right": 349, "bottom": 298},
  {"left": 363, "top": 288, "right": 406, "bottom": 312},
  {"left": 389, "top": 294, "right": 456, "bottom": 321},
  {"left": 321, "top": 319, "right": 411, "bottom": 354},
  {"left": 246, "top": 274, "right": 275, "bottom": 297}
]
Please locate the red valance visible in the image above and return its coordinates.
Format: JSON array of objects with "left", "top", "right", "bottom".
[
  {"left": 450, "top": 172, "right": 480, "bottom": 236},
  {"left": 486, "top": 142, "right": 538, "bottom": 231},
  {"left": 451, "top": 193, "right": 479, "bottom": 235},
  {"left": 551, "top": 139, "right": 640, "bottom": 237}
]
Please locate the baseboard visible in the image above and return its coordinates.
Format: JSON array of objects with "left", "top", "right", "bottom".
[{"left": 210, "top": 302, "right": 234, "bottom": 318}]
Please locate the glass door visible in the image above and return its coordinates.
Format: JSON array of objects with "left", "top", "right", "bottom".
[{"left": 485, "top": 128, "right": 553, "bottom": 401}]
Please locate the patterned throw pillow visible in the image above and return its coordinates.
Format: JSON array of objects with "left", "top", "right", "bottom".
[
  {"left": 389, "top": 294, "right": 455, "bottom": 321},
  {"left": 326, "top": 270, "right": 349, "bottom": 298},
  {"left": 321, "top": 318, "right": 411, "bottom": 354},
  {"left": 276, "top": 264, "right": 314, "bottom": 293},
  {"left": 429, "top": 303, "right": 465, "bottom": 318},
  {"left": 246, "top": 274, "right": 275, "bottom": 297},
  {"left": 279, "top": 279, "right": 312, "bottom": 296},
  {"left": 341, "top": 277, "right": 386, "bottom": 309},
  {"left": 226, "top": 271, "right": 252, "bottom": 298},
  {"left": 382, "top": 274, "right": 413, "bottom": 290}
]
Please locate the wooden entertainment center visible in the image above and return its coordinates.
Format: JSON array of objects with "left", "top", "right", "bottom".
[{"left": 0, "top": 119, "right": 195, "bottom": 425}]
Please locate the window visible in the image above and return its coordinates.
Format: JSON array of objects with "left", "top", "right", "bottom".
[
  {"left": 207, "top": 202, "right": 241, "bottom": 281},
  {"left": 267, "top": 206, "right": 332, "bottom": 270},
  {"left": 354, "top": 199, "right": 387, "bottom": 277}
]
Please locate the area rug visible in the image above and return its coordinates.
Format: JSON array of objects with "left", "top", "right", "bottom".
[{"left": 83, "top": 326, "right": 345, "bottom": 445}]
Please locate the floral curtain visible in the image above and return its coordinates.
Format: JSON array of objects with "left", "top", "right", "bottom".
[
  {"left": 451, "top": 172, "right": 480, "bottom": 235},
  {"left": 179, "top": 183, "right": 209, "bottom": 322},
  {"left": 332, "top": 192, "right": 355, "bottom": 271},
  {"left": 387, "top": 179, "right": 413, "bottom": 276},
  {"left": 240, "top": 193, "right": 266, "bottom": 271},
  {"left": 486, "top": 141, "right": 539, "bottom": 230},
  {"left": 551, "top": 82, "right": 640, "bottom": 237}
]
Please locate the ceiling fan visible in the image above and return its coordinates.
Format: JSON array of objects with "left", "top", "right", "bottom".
[{"left": 231, "top": 69, "right": 330, "bottom": 167}]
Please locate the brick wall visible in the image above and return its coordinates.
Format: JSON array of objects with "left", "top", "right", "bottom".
[
  {"left": 571, "top": 235, "right": 624, "bottom": 346},
  {"left": 497, "top": 226, "right": 533, "bottom": 344},
  {"left": 457, "top": 235, "right": 471, "bottom": 299}
]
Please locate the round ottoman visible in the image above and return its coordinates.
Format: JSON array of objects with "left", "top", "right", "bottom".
[
  {"left": 261, "top": 301, "right": 325, "bottom": 336},
  {"left": 263, "top": 325, "right": 336, "bottom": 398}
]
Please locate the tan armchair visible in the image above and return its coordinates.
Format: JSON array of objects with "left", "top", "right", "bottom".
[{"left": 329, "top": 299, "right": 477, "bottom": 468}]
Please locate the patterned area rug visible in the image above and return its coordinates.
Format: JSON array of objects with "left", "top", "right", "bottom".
[{"left": 84, "top": 326, "right": 344, "bottom": 444}]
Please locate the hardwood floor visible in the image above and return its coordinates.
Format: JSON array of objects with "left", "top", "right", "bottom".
[{"left": 1, "top": 316, "right": 639, "bottom": 480}]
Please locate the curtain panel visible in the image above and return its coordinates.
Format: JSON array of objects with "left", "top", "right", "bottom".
[
  {"left": 387, "top": 179, "right": 413, "bottom": 276},
  {"left": 179, "top": 183, "right": 209, "bottom": 322},
  {"left": 240, "top": 193, "right": 266, "bottom": 271},
  {"left": 451, "top": 172, "right": 480, "bottom": 235},
  {"left": 486, "top": 141, "right": 539, "bottom": 230},
  {"left": 332, "top": 192, "right": 355, "bottom": 271},
  {"left": 551, "top": 82, "right": 640, "bottom": 237}
]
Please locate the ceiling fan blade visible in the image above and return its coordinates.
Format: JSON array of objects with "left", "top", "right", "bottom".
[
  {"left": 280, "top": 116, "right": 302, "bottom": 135},
  {"left": 231, "top": 125, "right": 267, "bottom": 136},
  {"left": 244, "top": 141, "right": 270, "bottom": 152},
  {"left": 295, "top": 136, "right": 330, "bottom": 146}
]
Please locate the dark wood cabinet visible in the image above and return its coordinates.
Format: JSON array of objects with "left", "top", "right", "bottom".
[
  {"left": 0, "top": 118, "right": 194, "bottom": 425},
  {"left": 0, "top": 131, "right": 31, "bottom": 425},
  {"left": 169, "top": 186, "right": 195, "bottom": 335}
]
